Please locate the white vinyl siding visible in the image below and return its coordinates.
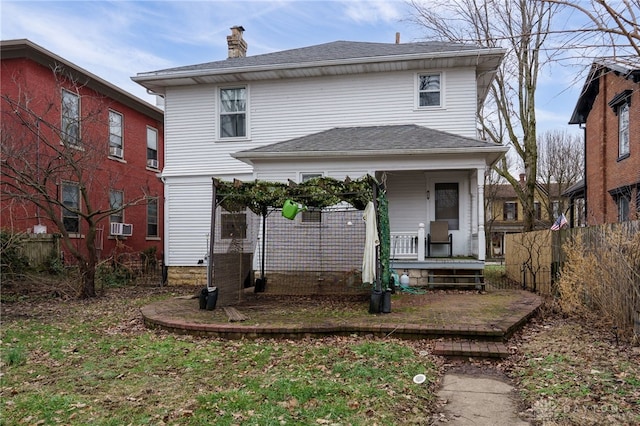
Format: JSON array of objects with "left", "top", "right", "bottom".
[{"left": 162, "top": 69, "right": 477, "bottom": 178}]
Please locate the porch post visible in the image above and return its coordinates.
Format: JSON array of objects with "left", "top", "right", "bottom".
[
  {"left": 417, "top": 223, "right": 425, "bottom": 261},
  {"left": 477, "top": 168, "right": 486, "bottom": 261}
]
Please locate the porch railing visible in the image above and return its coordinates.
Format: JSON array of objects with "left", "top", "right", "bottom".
[{"left": 391, "top": 223, "right": 426, "bottom": 261}]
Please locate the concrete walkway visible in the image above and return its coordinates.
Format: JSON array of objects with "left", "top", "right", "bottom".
[{"left": 435, "top": 373, "right": 530, "bottom": 425}]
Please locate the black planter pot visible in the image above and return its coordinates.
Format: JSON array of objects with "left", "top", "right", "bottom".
[
  {"left": 198, "top": 287, "right": 208, "bottom": 310},
  {"left": 369, "top": 289, "right": 382, "bottom": 314},
  {"left": 206, "top": 287, "right": 218, "bottom": 310},
  {"left": 381, "top": 289, "right": 392, "bottom": 313}
]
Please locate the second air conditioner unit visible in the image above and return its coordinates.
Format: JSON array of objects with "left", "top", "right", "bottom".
[
  {"left": 147, "top": 159, "right": 159, "bottom": 169},
  {"left": 110, "top": 222, "right": 133, "bottom": 236}
]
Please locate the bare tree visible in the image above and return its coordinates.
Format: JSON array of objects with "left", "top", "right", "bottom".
[
  {"left": 537, "top": 129, "right": 584, "bottom": 220},
  {"left": 541, "top": 0, "right": 640, "bottom": 57},
  {"left": 407, "top": 0, "right": 557, "bottom": 231},
  {"left": 1, "top": 66, "right": 152, "bottom": 298}
]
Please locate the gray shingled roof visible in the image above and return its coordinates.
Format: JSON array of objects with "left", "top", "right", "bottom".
[
  {"left": 151, "top": 40, "right": 484, "bottom": 74},
  {"left": 233, "top": 125, "right": 503, "bottom": 157}
]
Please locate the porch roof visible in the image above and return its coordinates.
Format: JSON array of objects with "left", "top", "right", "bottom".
[{"left": 232, "top": 124, "right": 508, "bottom": 164}]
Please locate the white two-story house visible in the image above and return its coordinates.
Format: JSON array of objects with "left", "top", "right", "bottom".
[{"left": 133, "top": 27, "right": 507, "bottom": 296}]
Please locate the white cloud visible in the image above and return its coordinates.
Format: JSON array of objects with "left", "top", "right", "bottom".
[{"left": 340, "top": 0, "right": 402, "bottom": 24}]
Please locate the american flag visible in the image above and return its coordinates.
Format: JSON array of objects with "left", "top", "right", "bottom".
[{"left": 550, "top": 213, "right": 568, "bottom": 231}]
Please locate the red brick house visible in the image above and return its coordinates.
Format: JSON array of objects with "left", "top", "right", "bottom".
[
  {"left": 569, "top": 57, "right": 640, "bottom": 224},
  {"left": 1, "top": 39, "right": 164, "bottom": 264}
]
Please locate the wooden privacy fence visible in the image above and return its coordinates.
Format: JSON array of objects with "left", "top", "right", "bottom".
[
  {"left": 20, "top": 233, "right": 60, "bottom": 268},
  {"left": 504, "top": 220, "right": 639, "bottom": 296}
]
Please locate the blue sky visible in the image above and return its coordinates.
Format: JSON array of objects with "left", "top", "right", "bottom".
[{"left": 1, "top": 0, "right": 594, "bottom": 135}]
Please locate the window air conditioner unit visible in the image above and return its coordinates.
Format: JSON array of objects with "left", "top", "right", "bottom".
[
  {"left": 110, "top": 223, "right": 133, "bottom": 236},
  {"left": 110, "top": 146, "right": 123, "bottom": 158},
  {"left": 147, "top": 159, "right": 159, "bottom": 169}
]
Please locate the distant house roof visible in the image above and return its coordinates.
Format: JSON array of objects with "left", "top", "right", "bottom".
[
  {"left": 232, "top": 124, "right": 507, "bottom": 162},
  {"left": 563, "top": 179, "right": 585, "bottom": 198},
  {"left": 569, "top": 56, "right": 640, "bottom": 125},
  {"left": 1, "top": 39, "right": 163, "bottom": 121},
  {"left": 133, "top": 40, "right": 505, "bottom": 104}
]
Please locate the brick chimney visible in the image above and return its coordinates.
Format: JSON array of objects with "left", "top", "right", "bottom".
[
  {"left": 227, "top": 26, "right": 247, "bottom": 58},
  {"left": 519, "top": 173, "right": 526, "bottom": 185}
]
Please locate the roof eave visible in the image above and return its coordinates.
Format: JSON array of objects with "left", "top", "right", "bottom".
[
  {"left": 133, "top": 47, "right": 505, "bottom": 83},
  {"left": 232, "top": 145, "right": 509, "bottom": 161}
]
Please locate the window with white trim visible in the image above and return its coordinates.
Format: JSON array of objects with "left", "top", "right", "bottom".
[
  {"left": 220, "top": 87, "right": 246, "bottom": 138},
  {"left": 301, "top": 173, "right": 322, "bottom": 223},
  {"left": 418, "top": 73, "right": 441, "bottom": 107},
  {"left": 62, "top": 182, "right": 80, "bottom": 233},
  {"left": 110, "top": 190, "right": 124, "bottom": 224},
  {"left": 109, "top": 110, "right": 123, "bottom": 158},
  {"left": 618, "top": 102, "right": 629, "bottom": 157},
  {"left": 61, "top": 89, "right": 80, "bottom": 146},
  {"left": 147, "top": 127, "right": 158, "bottom": 168}
]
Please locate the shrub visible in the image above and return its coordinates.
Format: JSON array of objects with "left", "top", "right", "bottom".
[
  {"left": 0, "top": 230, "right": 30, "bottom": 277},
  {"left": 557, "top": 225, "right": 640, "bottom": 337}
]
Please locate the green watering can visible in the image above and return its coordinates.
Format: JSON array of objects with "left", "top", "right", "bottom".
[{"left": 282, "top": 199, "right": 306, "bottom": 220}]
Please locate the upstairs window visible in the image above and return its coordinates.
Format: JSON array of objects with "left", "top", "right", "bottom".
[
  {"left": 220, "top": 87, "right": 246, "bottom": 138},
  {"left": 109, "top": 110, "right": 123, "bottom": 158},
  {"left": 147, "top": 127, "right": 158, "bottom": 169},
  {"left": 435, "top": 182, "right": 459, "bottom": 230},
  {"left": 503, "top": 202, "right": 518, "bottom": 221},
  {"left": 110, "top": 190, "right": 124, "bottom": 224},
  {"left": 618, "top": 103, "right": 629, "bottom": 157},
  {"left": 62, "top": 182, "right": 80, "bottom": 233},
  {"left": 418, "top": 73, "right": 441, "bottom": 107},
  {"left": 609, "top": 90, "right": 631, "bottom": 159},
  {"left": 61, "top": 89, "right": 80, "bottom": 146},
  {"left": 534, "top": 201, "right": 542, "bottom": 221}
]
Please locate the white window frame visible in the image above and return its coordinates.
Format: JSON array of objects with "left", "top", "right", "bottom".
[
  {"left": 147, "top": 197, "right": 159, "bottom": 238},
  {"left": 219, "top": 86, "right": 248, "bottom": 139},
  {"left": 62, "top": 182, "right": 80, "bottom": 233},
  {"left": 147, "top": 126, "right": 158, "bottom": 166},
  {"left": 109, "top": 110, "right": 123, "bottom": 158},
  {"left": 416, "top": 72, "right": 442, "bottom": 108},
  {"left": 300, "top": 173, "right": 323, "bottom": 223},
  {"left": 61, "top": 89, "right": 80, "bottom": 146},
  {"left": 110, "top": 190, "right": 124, "bottom": 225},
  {"left": 618, "top": 102, "right": 629, "bottom": 158}
]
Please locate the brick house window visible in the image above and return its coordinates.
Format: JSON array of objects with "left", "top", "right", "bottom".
[
  {"left": 616, "top": 194, "right": 630, "bottom": 222},
  {"left": 109, "top": 110, "right": 123, "bottom": 158},
  {"left": 147, "top": 197, "right": 158, "bottom": 237},
  {"left": 61, "top": 89, "right": 80, "bottom": 146},
  {"left": 503, "top": 202, "right": 517, "bottom": 221},
  {"left": 110, "top": 190, "right": 124, "bottom": 224},
  {"left": 609, "top": 90, "right": 631, "bottom": 158},
  {"left": 418, "top": 73, "right": 441, "bottom": 107},
  {"left": 62, "top": 182, "right": 80, "bottom": 233},
  {"left": 618, "top": 103, "right": 630, "bottom": 157},
  {"left": 220, "top": 87, "right": 246, "bottom": 138},
  {"left": 147, "top": 127, "right": 158, "bottom": 169}
]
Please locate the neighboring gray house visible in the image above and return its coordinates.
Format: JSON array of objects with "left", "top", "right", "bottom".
[{"left": 133, "top": 27, "right": 508, "bottom": 289}]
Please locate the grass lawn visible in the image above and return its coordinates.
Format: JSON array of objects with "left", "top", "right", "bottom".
[{"left": 1, "top": 287, "right": 441, "bottom": 425}]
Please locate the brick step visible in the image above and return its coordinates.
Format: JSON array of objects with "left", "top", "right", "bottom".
[{"left": 433, "top": 340, "right": 510, "bottom": 358}]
